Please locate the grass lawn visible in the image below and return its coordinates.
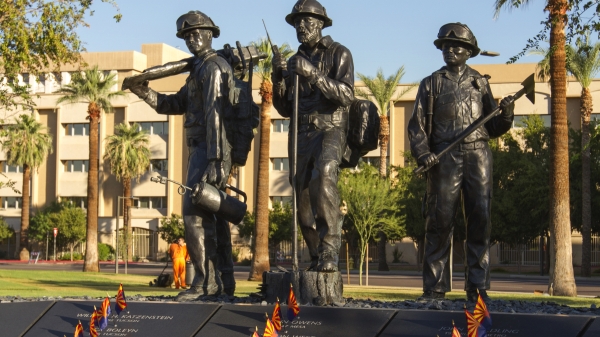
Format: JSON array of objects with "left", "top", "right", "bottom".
[
  {"left": 1, "top": 270, "right": 598, "bottom": 308},
  {"left": 343, "top": 286, "right": 600, "bottom": 307},
  {"left": 0, "top": 269, "right": 262, "bottom": 298}
]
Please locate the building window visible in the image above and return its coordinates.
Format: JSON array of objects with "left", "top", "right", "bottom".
[
  {"left": 3, "top": 197, "right": 22, "bottom": 209},
  {"left": 64, "top": 160, "right": 89, "bottom": 173},
  {"left": 149, "top": 159, "right": 168, "bottom": 172},
  {"left": 134, "top": 122, "right": 169, "bottom": 135},
  {"left": 273, "top": 119, "right": 290, "bottom": 133},
  {"left": 62, "top": 197, "right": 87, "bottom": 209},
  {"left": 65, "top": 123, "right": 90, "bottom": 136},
  {"left": 272, "top": 158, "right": 289, "bottom": 171},
  {"left": 591, "top": 113, "right": 600, "bottom": 122},
  {"left": 513, "top": 115, "right": 551, "bottom": 128},
  {"left": 3, "top": 162, "right": 22, "bottom": 173},
  {"left": 272, "top": 196, "right": 292, "bottom": 206},
  {"left": 136, "top": 197, "right": 166, "bottom": 209}
]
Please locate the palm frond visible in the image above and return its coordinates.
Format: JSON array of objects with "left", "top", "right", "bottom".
[
  {"left": 356, "top": 66, "right": 413, "bottom": 115},
  {"left": 252, "top": 38, "right": 294, "bottom": 82},
  {"left": 532, "top": 34, "right": 600, "bottom": 88},
  {"left": 566, "top": 33, "right": 600, "bottom": 88},
  {"left": 493, "top": 0, "right": 532, "bottom": 19},
  {"left": 103, "top": 123, "right": 151, "bottom": 182},
  {"left": 55, "top": 65, "right": 124, "bottom": 114},
  {"left": 2, "top": 114, "right": 53, "bottom": 169},
  {"left": 529, "top": 46, "right": 551, "bottom": 82}
]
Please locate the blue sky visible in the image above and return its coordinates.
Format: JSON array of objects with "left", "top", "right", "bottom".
[{"left": 78, "top": 0, "right": 548, "bottom": 82}]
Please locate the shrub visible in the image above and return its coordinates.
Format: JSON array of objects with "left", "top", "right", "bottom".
[
  {"left": 239, "top": 258, "right": 251, "bottom": 266},
  {"left": 232, "top": 248, "right": 240, "bottom": 263},
  {"left": 60, "top": 252, "right": 83, "bottom": 260},
  {"left": 98, "top": 243, "right": 114, "bottom": 261}
]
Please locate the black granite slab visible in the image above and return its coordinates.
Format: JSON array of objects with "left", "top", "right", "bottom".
[
  {"left": 379, "top": 309, "right": 593, "bottom": 337},
  {"left": 23, "top": 301, "right": 219, "bottom": 337},
  {"left": 582, "top": 317, "right": 600, "bottom": 337},
  {"left": 0, "top": 301, "right": 54, "bottom": 337},
  {"left": 195, "top": 304, "right": 396, "bottom": 337}
]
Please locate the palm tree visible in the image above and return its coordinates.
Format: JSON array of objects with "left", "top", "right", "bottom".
[
  {"left": 356, "top": 67, "right": 416, "bottom": 177},
  {"left": 2, "top": 114, "right": 53, "bottom": 260},
  {"left": 566, "top": 36, "right": 600, "bottom": 277},
  {"left": 248, "top": 38, "right": 293, "bottom": 281},
  {"left": 531, "top": 34, "right": 600, "bottom": 277},
  {"left": 355, "top": 67, "right": 415, "bottom": 271},
  {"left": 56, "top": 66, "right": 125, "bottom": 272},
  {"left": 104, "top": 123, "right": 151, "bottom": 262},
  {"left": 495, "top": 0, "right": 577, "bottom": 296}
]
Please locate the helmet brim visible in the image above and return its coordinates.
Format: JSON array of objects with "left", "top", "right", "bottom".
[
  {"left": 176, "top": 25, "right": 220, "bottom": 39},
  {"left": 434, "top": 37, "right": 479, "bottom": 57},
  {"left": 285, "top": 12, "right": 332, "bottom": 28}
]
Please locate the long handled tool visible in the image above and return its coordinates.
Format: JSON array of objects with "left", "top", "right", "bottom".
[
  {"left": 414, "top": 73, "right": 536, "bottom": 174},
  {"left": 291, "top": 74, "right": 300, "bottom": 272}
]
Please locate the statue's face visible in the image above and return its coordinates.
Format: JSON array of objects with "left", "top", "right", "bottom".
[
  {"left": 184, "top": 28, "right": 212, "bottom": 56},
  {"left": 442, "top": 41, "right": 471, "bottom": 66},
  {"left": 294, "top": 15, "right": 323, "bottom": 45},
  {"left": 441, "top": 41, "right": 471, "bottom": 67}
]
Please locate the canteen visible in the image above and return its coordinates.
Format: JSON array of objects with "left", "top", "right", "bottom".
[{"left": 191, "top": 182, "right": 247, "bottom": 224}]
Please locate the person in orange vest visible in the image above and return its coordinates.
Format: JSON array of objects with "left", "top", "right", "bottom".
[{"left": 168, "top": 237, "right": 190, "bottom": 289}]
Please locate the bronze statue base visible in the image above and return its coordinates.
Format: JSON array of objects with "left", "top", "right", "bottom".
[{"left": 261, "top": 270, "right": 344, "bottom": 306}]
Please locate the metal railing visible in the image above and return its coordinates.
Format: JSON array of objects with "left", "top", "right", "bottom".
[
  {"left": 497, "top": 240, "right": 541, "bottom": 266},
  {"left": 592, "top": 235, "right": 600, "bottom": 266},
  {"left": 269, "top": 240, "right": 379, "bottom": 266}
]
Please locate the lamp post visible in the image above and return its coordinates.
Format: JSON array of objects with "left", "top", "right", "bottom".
[{"left": 115, "top": 196, "right": 138, "bottom": 274}]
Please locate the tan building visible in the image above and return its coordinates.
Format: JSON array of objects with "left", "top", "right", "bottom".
[{"left": 0, "top": 43, "right": 597, "bottom": 265}]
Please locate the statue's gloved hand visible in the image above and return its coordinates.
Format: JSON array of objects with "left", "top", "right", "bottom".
[
  {"left": 129, "top": 80, "right": 150, "bottom": 99},
  {"left": 500, "top": 95, "right": 515, "bottom": 118},
  {"left": 201, "top": 160, "right": 225, "bottom": 188},
  {"left": 271, "top": 52, "right": 288, "bottom": 82},
  {"left": 417, "top": 152, "right": 438, "bottom": 170},
  {"left": 289, "top": 56, "right": 319, "bottom": 83}
]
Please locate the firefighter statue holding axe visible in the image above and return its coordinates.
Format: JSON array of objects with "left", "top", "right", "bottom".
[{"left": 408, "top": 22, "right": 535, "bottom": 303}]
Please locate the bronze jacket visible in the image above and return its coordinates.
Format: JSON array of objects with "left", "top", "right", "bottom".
[
  {"left": 272, "top": 35, "right": 354, "bottom": 119},
  {"left": 408, "top": 65, "right": 513, "bottom": 160},
  {"left": 149, "top": 50, "right": 233, "bottom": 161}
]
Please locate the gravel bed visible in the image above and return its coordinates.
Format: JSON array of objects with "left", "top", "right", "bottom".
[{"left": 1, "top": 295, "right": 598, "bottom": 317}]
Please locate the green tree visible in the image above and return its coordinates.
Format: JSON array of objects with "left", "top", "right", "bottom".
[
  {"left": 29, "top": 201, "right": 67, "bottom": 241},
  {"left": 338, "top": 164, "right": 404, "bottom": 285},
  {"left": 239, "top": 202, "right": 295, "bottom": 255},
  {"left": 2, "top": 114, "right": 53, "bottom": 260},
  {"left": 248, "top": 38, "right": 294, "bottom": 281},
  {"left": 104, "top": 123, "right": 151, "bottom": 262},
  {"left": 392, "top": 156, "right": 427, "bottom": 268},
  {"left": 495, "top": 0, "right": 577, "bottom": 296},
  {"left": 56, "top": 66, "right": 125, "bottom": 272},
  {"left": 355, "top": 67, "right": 415, "bottom": 271},
  {"left": 0, "top": 219, "right": 14, "bottom": 241},
  {"left": 569, "top": 121, "right": 600, "bottom": 236},
  {"left": 158, "top": 214, "right": 185, "bottom": 245},
  {"left": 0, "top": 0, "right": 120, "bottom": 112},
  {"left": 490, "top": 116, "right": 551, "bottom": 248},
  {"left": 51, "top": 205, "right": 86, "bottom": 261}
]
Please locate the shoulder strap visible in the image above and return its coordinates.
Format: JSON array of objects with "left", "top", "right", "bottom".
[{"left": 323, "top": 42, "right": 341, "bottom": 73}]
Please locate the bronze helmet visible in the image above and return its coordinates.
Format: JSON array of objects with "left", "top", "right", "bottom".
[
  {"left": 176, "top": 10, "right": 220, "bottom": 39},
  {"left": 285, "top": 0, "right": 332, "bottom": 28},
  {"left": 433, "top": 22, "right": 480, "bottom": 57}
]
